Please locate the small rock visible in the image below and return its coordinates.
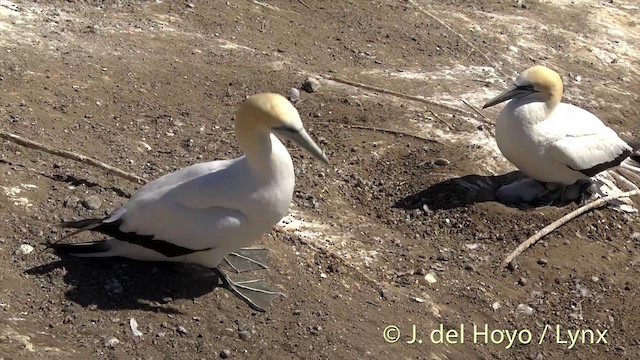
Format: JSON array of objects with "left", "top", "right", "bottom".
[
  {"left": 424, "top": 272, "right": 437, "bottom": 284},
  {"left": 631, "top": 232, "right": 640, "bottom": 240},
  {"left": 156, "top": 332, "right": 166, "bottom": 338},
  {"left": 465, "top": 243, "right": 480, "bottom": 250},
  {"left": 491, "top": 301, "right": 501, "bottom": 310},
  {"left": 436, "top": 253, "right": 449, "bottom": 262},
  {"left": 591, "top": 276, "right": 599, "bottom": 282},
  {"left": 177, "top": 326, "right": 188, "bottom": 335},
  {"left": 293, "top": 309, "right": 301, "bottom": 315},
  {"left": 464, "top": 263, "right": 476, "bottom": 272},
  {"left": 302, "top": 77, "right": 320, "bottom": 93},
  {"left": 516, "top": 303, "right": 534, "bottom": 315},
  {"left": 104, "top": 278, "right": 123, "bottom": 295},
  {"left": 82, "top": 195, "right": 102, "bottom": 210},
  {"left": 238, "top": 330, "right": 251, "bottom": 341},
  {"left": 518, "top": 277, "right": 527, "bottom": 286},
  {"left": 309, "top": 325, "right": 322, "bottom": 335},
  {"left": 507, "top": 260, "right": 518, "bottom": 272},
  {"left": 219, "top": 349, "right": 232, "bottom": 359},
  {"left": 64, "top": 196, "right": 80, "bottom": 208},
  {"left": 537, "top": 258, "right": 548, "bottom": 266},
  {"left": 414, "top": 297, "right": 425, "bottom": 303},
  {"left": 288, "top": 88, "right": 300, "bottom": 103},
  {"left": 105, "top": 337, "right": 119, "bottom": 349},
  {"left": 379, "top": 288, "right": 390, "bottom": 299},
  {"left": 14, "top": 244, "right": 34, "bottom": 256},
  {"left": 434, "top": 158, "right": 450, "bottom": 166}
]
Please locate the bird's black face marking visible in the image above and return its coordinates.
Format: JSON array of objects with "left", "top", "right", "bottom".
[
  {"left": 272, "top": 125, "right": 302, "bottom": 134},
  {"left": 517, "top": 84, "right": 536, "bottom": 92}
]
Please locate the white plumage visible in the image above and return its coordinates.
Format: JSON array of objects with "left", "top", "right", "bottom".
[
  {"left": 51, "top": 93, "right": 329, "bottom": 311},
  {"left": 484, "top": 65, "right": 633, "bottom": 200}
]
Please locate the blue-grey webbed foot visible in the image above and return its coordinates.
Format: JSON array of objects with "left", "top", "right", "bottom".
[
  {"left": 219, "top": 248, "right": 269, "bottom": 274},
  {"left": 213, "top": 268, "right": 280, "bottom": 312}
]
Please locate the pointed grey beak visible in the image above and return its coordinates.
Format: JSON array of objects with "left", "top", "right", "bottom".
[
  {"left": 275, "top": 127, "right": 329, "bottom": 164},
  {"left": 482, "top": 84, "right": 536, "bottom": 109}
]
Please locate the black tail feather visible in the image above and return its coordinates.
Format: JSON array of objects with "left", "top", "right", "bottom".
[{"left": 49, "top": 241, "right": 110, "bottom": 255}]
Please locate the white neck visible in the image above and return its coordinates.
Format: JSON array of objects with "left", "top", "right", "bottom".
[
  {"left": 235, "top": 126, "right": 292, "bottom": 179},
  {"left": 507, "top": 95, "right": 558, "bottom": 127}
]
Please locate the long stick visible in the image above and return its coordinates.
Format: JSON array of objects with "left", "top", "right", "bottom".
[
  {"left": 0, "top": 131, "right": 148, "bottom": 185},
  {"left": 315, "top": 121, "right": 450, "bottom": 146},
  {"left": 501, "top": 189, "right": 640, "bottom": 268}
]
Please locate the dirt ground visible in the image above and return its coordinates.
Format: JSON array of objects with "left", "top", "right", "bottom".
[{"left": 1, "top": 0, "right": 639, "bottom": 359}]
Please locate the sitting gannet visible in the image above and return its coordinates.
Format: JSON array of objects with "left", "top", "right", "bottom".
[
  {"left": 50, "top": 93, "right": 329, "bottom": 312},
  {"left": 483, "top": 65, "right": 635, "bottom": 203}
]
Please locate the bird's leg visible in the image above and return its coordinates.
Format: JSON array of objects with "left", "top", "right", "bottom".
[
  {"left": 212, "top": 268, "right": 280, "bottom": 312},
  {"left": 573, "top": 179, "right": 596, "bottom": 205},
  {"left": 535, "top": 182, "right": 563, "bottom": 205},
  {"left": 218, "top": 248, "right": 269, "bottom": 274}
]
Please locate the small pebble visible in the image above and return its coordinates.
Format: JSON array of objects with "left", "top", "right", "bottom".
[
  {"left": 293, "top": 309, "right": 301, "bottom": 315},
  {"left": 177, "top": 326, "right": 188, "bottom": 335},
  {"left": 491, "top": 301, "right": 501, "bottom": 310},
  {"left": 302, "top": 77, "right": 320, "bottom": 93},
  {"left": 105, "top": 337, "right": 119, "bottom": 349},
  {"left": 64, "top": 196, "right": 80, "bottom": 208},
  {"left": 238, "top": 330, "right": 251, "bottom": 341},
  {"left": 436, "top": 253, "right": 449, "bottom": 262},
  {"left": 631, "top": 232, "right": 640, "bottom": 240},
  {"left": 14, "top": 244, "right": 34, "bottom": 256},
  {"left": 537, "top": 258, "right": 548, "bottom": 266},
  {"left": 220, "top": 349, "right": 232, "bottom": 359},
  {"left": 434, "top": 158, "right": 450, "bottom": 166},
  {"left": 591, "top": 276, "right": 599, "bottom": 282},
  {"left": 82, "top": 195, "right": 102, "bottom": 210},
  {"left": 516, "top": 303, "right": 534, "bottom": 315},
  {"left": 288, "top": 88, "right": 300, "bottom": 103},
  {"left": 518, "top": 277, "right": 527, "bottom": 286},
  {"left": 424, "top": 272, "right": 437, "bottom": 284},
  {"left": 507, "top": 261, "right": 518, "bottom": 272}
]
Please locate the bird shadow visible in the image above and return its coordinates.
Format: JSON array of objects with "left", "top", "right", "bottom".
[
  {"left": 394, "top": 170, "right": 564, "bottom": 211},
  {"left": 26, "top": 256, "right": 224, "bottom": 314}
]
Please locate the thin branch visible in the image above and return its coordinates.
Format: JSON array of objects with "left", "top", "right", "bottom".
[
  {"left": 297, "top": 0, "right": 312, "bottom": 10},
  {"left": 461, "top": 99, "right": 490, "bottom": 123},
  {"left": 501, "top": 189, "right": 640, "bottom": 268},
  {"left": 315, "top": 121, "right": 450, "bottom": 146},
  {"left": 321, "top": 75, "right": 473, "bottom": 117},
  {"left": 428, "top": 109, "right": 453, "bottom": 129},
  {"left": 0, "top": 131, "right": 148, "bottom": 185}
]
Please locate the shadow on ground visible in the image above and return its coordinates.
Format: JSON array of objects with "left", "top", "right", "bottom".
[
  {"left": 26, "top": 257, "right": 223, "bottom": 314},
  {"left": 395, "top": 171, "right": 528, "bottom": 211}
]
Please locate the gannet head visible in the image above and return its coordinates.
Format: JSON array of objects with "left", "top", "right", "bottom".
[
  {"left": 236, "top": 93, "right": 329, "bottom": 164},
  {"left": 482, "top": 65, "right": 563, "bottom": 109}
]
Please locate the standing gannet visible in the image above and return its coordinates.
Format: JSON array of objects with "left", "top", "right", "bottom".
[
  {"left": 483, "top": 65, "right": 634, "bottom": 201},
  {"left": 49, "top": 93, "right": 329, "bottom": 312}
]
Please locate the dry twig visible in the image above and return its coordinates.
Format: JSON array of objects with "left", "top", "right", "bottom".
[
  {"left": 297, "top": 0, "right": 312, "bottom": 10},
  {"left": 322, "top": 75, "right": 473, "bottom": 117},
  {"left": 316, "top": 121, "right": 450, "bottom": 146},
  {"left": 461, "top": 99, "right": 490, "bottom": 123},
  {"left": 501, "top": 189, "right": 640, "bottom": 268},
  {"left": 0, "top": 131, "right": 147, "bottom": 185}
]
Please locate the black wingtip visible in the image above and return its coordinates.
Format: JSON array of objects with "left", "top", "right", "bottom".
[{"left": 49, "top": 241, "right": 110, "bottom": 255}]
